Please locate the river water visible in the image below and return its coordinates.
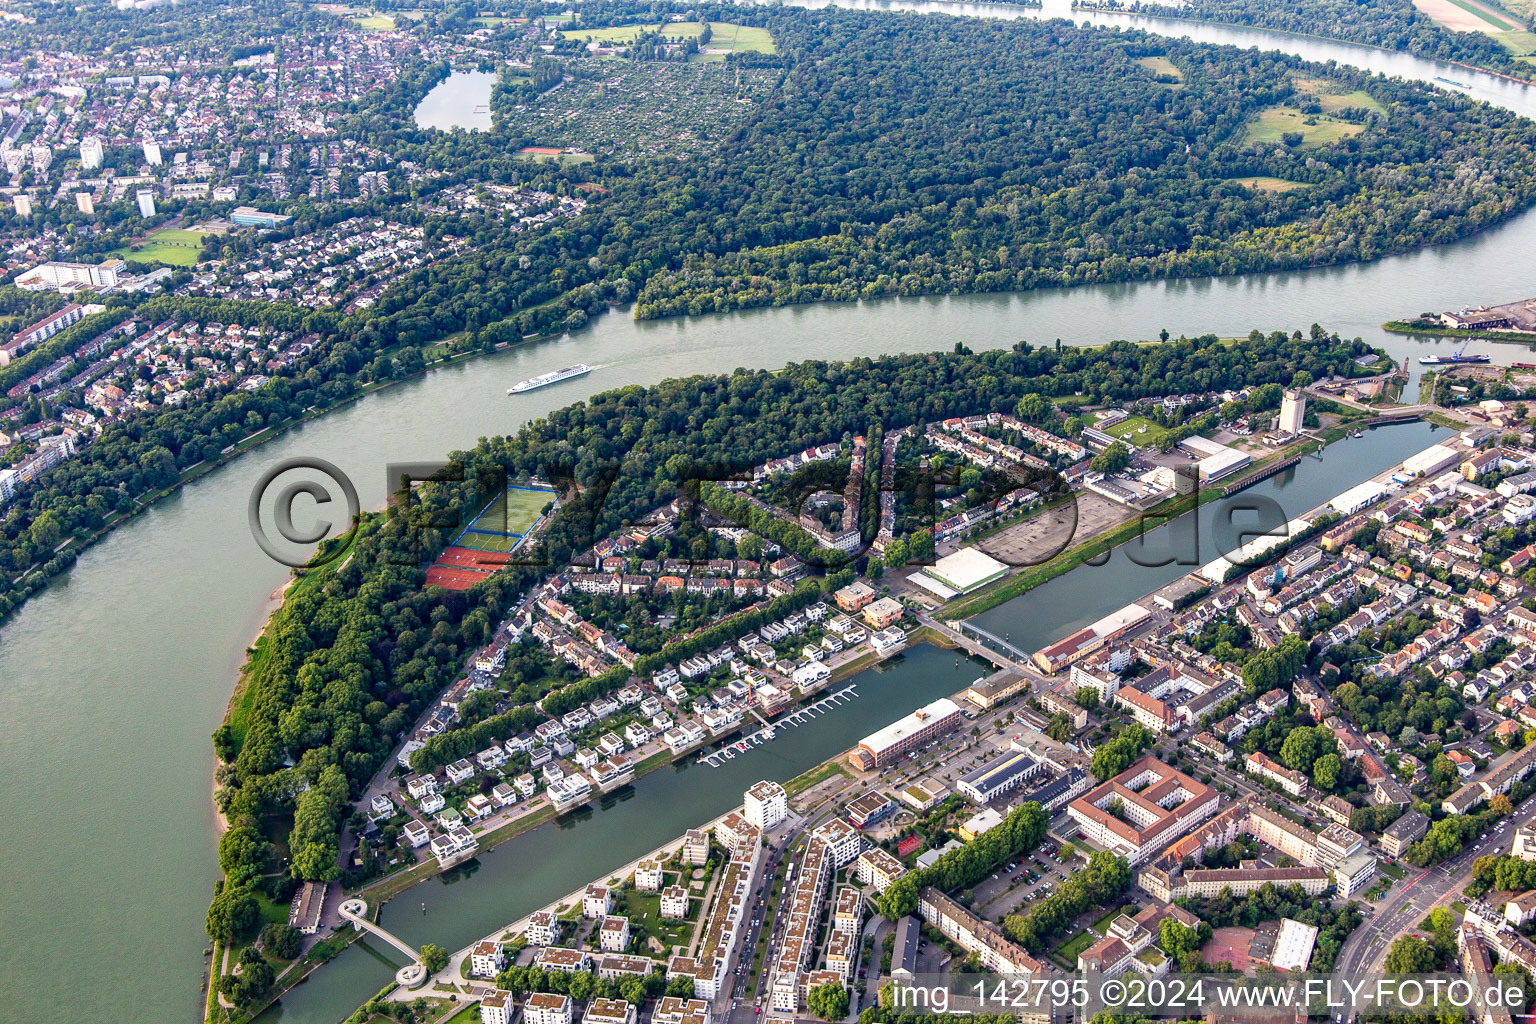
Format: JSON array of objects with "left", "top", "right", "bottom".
[{"left": 1, "top": 5, "right": 1534, "bottom": 1024}]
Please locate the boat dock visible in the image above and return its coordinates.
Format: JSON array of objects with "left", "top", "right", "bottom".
[{"left": 697, "top": 685, "right": 858, "bottom": 767}]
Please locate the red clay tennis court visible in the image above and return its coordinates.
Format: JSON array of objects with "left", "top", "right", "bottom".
[
  {"left": 435, "top": 545, "right": 512, "bottom": 568},
  {"left": 896, "top": 835, "right": 924, "bottom": 858},
  {"left": 425, "top": 566, "right": 494, "bottom": 590}
]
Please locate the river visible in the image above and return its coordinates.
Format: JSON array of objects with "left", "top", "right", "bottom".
[{"left": 0, "top": 5, "right": 1532, "bottom": 1024}]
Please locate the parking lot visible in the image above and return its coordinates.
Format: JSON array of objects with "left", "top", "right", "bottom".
[
  {"left": 969, "top": 841, "right": 1076, "bottom": 915},
  {"left": 975, "top": 491, "right": 1135, "bottom": 567}
]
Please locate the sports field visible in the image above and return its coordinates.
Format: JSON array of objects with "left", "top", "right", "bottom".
[
  {"left": 1227, "top": 176, "right": 1310, "bottom": 193},
  {"left": 453, "top": 485, "right": 554, "bottom": 551},
  {"left": 111, "top": 227, "right": 208, "bottom": 267},
  {"left": 1101, "top": 414, "right": 1172, "bottom": 447}
]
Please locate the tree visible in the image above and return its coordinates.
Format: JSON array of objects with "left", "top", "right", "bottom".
[
  {"left": 1015, "top": 393, "right": 1050, "bottom": 424},
  {"left": 1075, "top": 688, "right": 1100, "bottom": 710},
  {"left": 1312, "top": 753, "right": 1342, "bottom": 791},
  {"left": 218, "top": 822, "right": 270, "bottom": 887},
  {"left": 260, "top": 922, "right": 303, "bottom": 960},
  {"left": 206, "top": 884, "right": 259, "bottom": 942},
  {"left": 1090, "top": 442, "right": 1130, "bottom": 475},
  {"left": 807, "top": 980, "right": 851, "bottom": 1020},
  {"left": 420, "top": 943, "right": 451, "bottom": 974},
  {"left": 1491, "top": 794, "right": 1514, "bottom": 817},
  {"left": 1091, "top": 725, "right": 1150, "bottom": 781},
  {"left": 1384, "top": 935, "right": 1437, "bottom": 974},
  {"left": 1159, "top": 918, "right": 1203, "bottom": 959},
  {"left": 1280, "top": 725, "right": 1335, "bottom": 774}
]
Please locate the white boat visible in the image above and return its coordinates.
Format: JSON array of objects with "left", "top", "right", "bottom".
[{"left": 507, "top": 364, "right": 592, "bottom": 394}]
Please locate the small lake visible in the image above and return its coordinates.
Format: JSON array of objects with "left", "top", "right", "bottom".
[{"left": 413, "top": 70, "right": 496, "bottom": 132}]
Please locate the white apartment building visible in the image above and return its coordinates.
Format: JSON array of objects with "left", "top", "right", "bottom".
[
  {"left": 744, "top": 780, "right": 788, "bottom": 831},
  {"left": 583, "top": 883, "right": 612, "bottom": 919},
  {"left": 481, "top": 990, "right": 513, "bottom": 1024},
  {"left": 524, "top": 993, "right": 573, "bottom": 1024}
]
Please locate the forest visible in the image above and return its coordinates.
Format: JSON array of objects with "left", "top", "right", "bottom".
[
  {"left": 205, "top": 330, "right": 1379, "bottom": 938},
  {"left": 620, "top": 12, "right": 1536, "bottom": 316}
]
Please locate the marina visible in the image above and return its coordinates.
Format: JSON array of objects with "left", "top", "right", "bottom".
[{"left": 696, "top": 685, "right": 861, "bottom": 766}]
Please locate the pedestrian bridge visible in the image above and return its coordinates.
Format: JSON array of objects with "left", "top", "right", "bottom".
[
  {"left": 338, "top": 898, "right": 428, "bottom": 988},
  {"left": 955, "top": 620, "right": 1032, "bottom": 663}
]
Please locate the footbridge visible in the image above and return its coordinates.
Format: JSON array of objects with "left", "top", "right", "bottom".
[
  {"left": 338, "top": 898, "right": 429, "bottom": 988},
  {"left": 952, "top": 619, "right": 1033, "bottom": 664}
]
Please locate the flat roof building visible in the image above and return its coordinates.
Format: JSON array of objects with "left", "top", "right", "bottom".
[
  {"left": 956, "top": 748, "right": 1043, "bottom": 804},
  {"left": 849, "top": 698, "right": 964, "bottom": 771},
  {"left": 916, "top": 547, "right": 1008, "bottom": 595}
]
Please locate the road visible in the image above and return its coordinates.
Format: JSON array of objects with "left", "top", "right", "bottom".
[{"left": 1335, "top": 798, "right": 1536, "bottom": 979}]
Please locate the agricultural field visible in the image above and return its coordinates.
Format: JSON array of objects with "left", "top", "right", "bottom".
[
  {"left": 1494, "top": 28, "right": 1536, "bottom": 58},
  {"left": 1414, "top": 0, "right": 1518, "bottom": 31},
  {"left": 1239, "top": 105, "right": 1365, "bottom": 149},
  {"left": 497, "top": 61, "right": 780, "bottom": 158},
  {"left": 351, "top": 13, "right": 395, "bottom": 30},
  {"left": 111, "top": 227, "right": 209, "bottom": 266}
]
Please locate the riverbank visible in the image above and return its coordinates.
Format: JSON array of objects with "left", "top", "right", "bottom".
[
  {"left": 1383, "top": 320, "right": 1536, "bottom": 347},
  {"left": 1066, "top": 0, "right": 1536, "bottom": 84}
]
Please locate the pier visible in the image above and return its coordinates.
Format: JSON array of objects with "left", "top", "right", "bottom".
[{"left": 1221, "top": 454, "right": 1302, "bottom": 496}]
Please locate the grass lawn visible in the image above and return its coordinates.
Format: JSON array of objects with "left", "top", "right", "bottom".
[
  {"left": 1092, "top": 904, "right": 1133, "bottom": 932},
  {"left": 1381, "top": 860, "right": 1406, "bottom": 879},
  {"left": 255, "top": 891, "right": 293, "bottom": 928},
  {"left": 1240, "top": 106, "right": 1364, "bottom": 149},
  {"left": 1103, "top": 414, "right": 1172, "bottom": 447},
  {"left": 785, "top": 761, "right": 850, "bottom": 796},
  {"left": 561, "top": 21, "right": 775, "bottom": 54},
  {"left": 1136, "top": 55, "right": 1183, "bottom": 84},
  {"left": 622, "top": 888, "right": 696, "bottom": 948},
  {"left": 1053, "top": 929, "right": 1096, "bottom": 966},
  {"left": 111, "top": 227, "right": 208, "bottom": 267},
  {"left": 1495, "top": 29, "right": 1536, "bottom": 54},
  {"left": 515, "top": 150, "right": 595, "bottom": 166},
  {"left": 1317, "top": 89, "right": 1387, "bottom": 116},
  {"left": 351, "top": 13, "right": 395, "bottom": 30},
  {"left": 1227, "top": 176, "right": 1311, "bottom": 192}
]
